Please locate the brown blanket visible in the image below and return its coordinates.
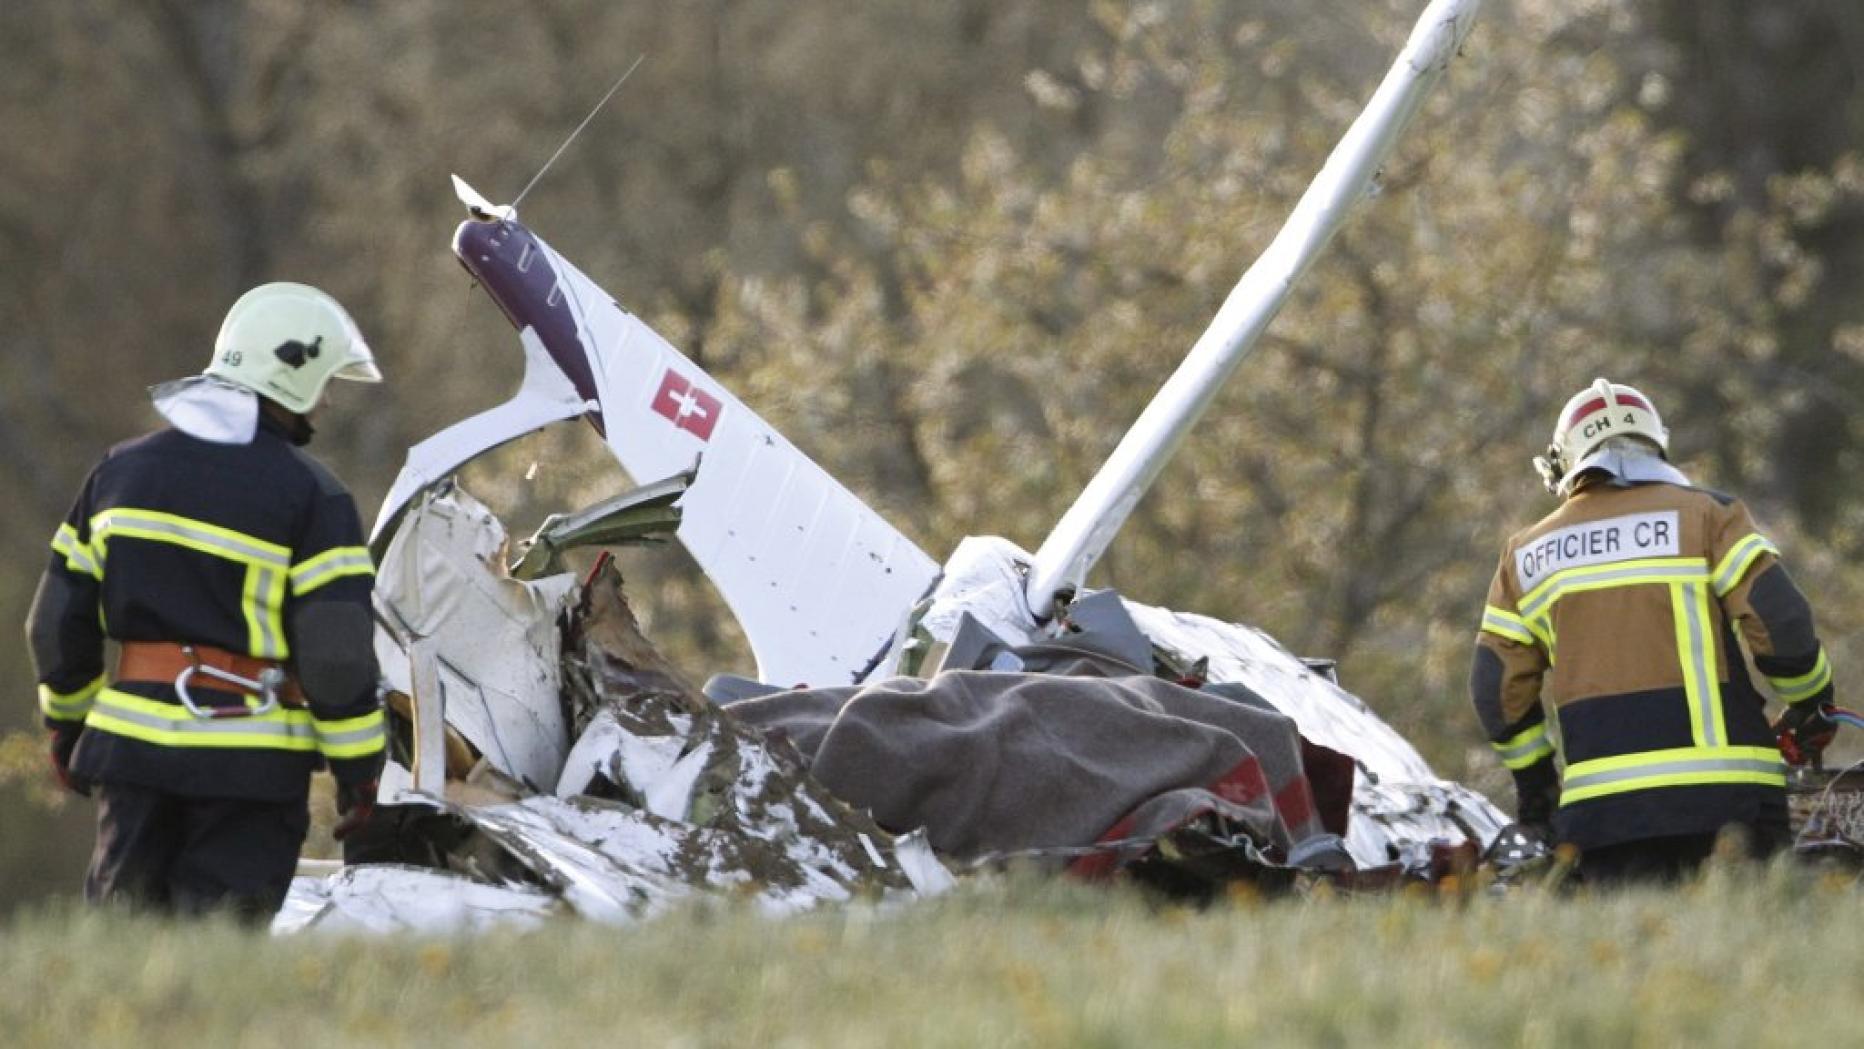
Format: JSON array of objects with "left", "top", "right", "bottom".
[{"left": 730, "top": 649, "right": 1344, "bottom": 865}]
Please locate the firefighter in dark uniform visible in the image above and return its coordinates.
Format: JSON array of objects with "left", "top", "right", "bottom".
[
  {"left": 27, "top": 282, "right": 388, "bottom": 920},
  {"left": 1470, "top": 378, "right": 1837, "bottom": 884}
]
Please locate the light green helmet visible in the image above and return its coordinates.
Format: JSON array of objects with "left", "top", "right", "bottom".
[{"left": 204, "top": 282, "right": 381, "bottom": 413}]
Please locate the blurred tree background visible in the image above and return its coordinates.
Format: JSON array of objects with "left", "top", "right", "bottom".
[{"left": 2, "top": 0, "right": 1859, "bottom": 907}]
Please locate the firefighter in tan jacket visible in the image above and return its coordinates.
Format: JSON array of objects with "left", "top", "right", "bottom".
[{"left": 1471, "top": 378, "right": 1836, "bottom": 883}]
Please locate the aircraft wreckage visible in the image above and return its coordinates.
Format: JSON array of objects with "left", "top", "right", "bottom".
[{"left": 279, "top": 0, "right": 1511, "bottom": 933}]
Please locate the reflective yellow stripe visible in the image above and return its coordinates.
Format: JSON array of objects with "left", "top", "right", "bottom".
[
  {"left": 38, "top": 675, "right": 106, "bottom": 722},
  {"left": 1561, "top": 745, "right": 1784, "bottom": 804},
  {"left": 51, "top": 523, "right": 102, "bottom": 579},
  {"left": 290, "top": 546, "right": 375, "bottom": 596},
  {"left": 1518, "top": 557, "right": 1707, "bottom": 621},
  {"left": 90, "top": 508, "right": 290, "bottom": 659},
  {"left": 1516, "top": 561, "right": 1710, "bottom": 664},
  {"left": 85, "top": 688, "right": 317, "bottom": 751},
  {"left": 1480, "top": 605, "right": 1536, "bottom": 645},
  {"left": 91, "top": 509, "right": 290, "bottom": 568},
  {"left": 1669, "top": 581, "right": 1724, "bottom": 747},
  {"left": 241, "top": 564, "right": 289, "bottom": 659},
  {"left": 1492, "top": 721, "right": 1555, "bottom": 770},
  {"left": 1711, "top": 533, "right": 1778, "bottom": 597},
  {"left": 266, "top": 568, "right": 287, "bottom": 658},
  {"left": 241, "top": 566, "right": 265, "bottom": 659},
  {"left": 1515, "top": 558, "right": 1723, "bottom": 737},
  {"left": 1511, "top": 602, "right": 1557, "bottom": 659},
  {"left": 1771, "top": 648, "right": 1832, "bottom": 703},
  {"left": 315, "top": 708, "right": 387, "bottom": 759}
]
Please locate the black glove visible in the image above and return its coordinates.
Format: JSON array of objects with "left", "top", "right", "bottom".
[
  {"left": 1774, "top": 702, "right": 1838, "bottom": 767},
  {"left": 333, "top": 778, "right": 379, "bottom": 842},
  {"left": 48, "top": 725, "right": 89, "bottom": 797},
  {"left": 1511, "top": 760, "right": 1560, "bottom": 836}
]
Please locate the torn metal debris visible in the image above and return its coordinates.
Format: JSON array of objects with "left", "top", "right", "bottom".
[
  {"left": 373, "top": 484, "right": 578, "bottom": 794},
  {"left": 284, "top": 486, "right": 1505, "bottom": 933},
  {"left": 275, "top": 864, "right": 560, "bottom": 935},
  {"left": 282, "top": 486, "right": 951, "bottom": 933}
]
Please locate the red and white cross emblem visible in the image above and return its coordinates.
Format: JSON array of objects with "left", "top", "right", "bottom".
[{"left": 650, "top": 368, "right": 723, "bottom": 441}]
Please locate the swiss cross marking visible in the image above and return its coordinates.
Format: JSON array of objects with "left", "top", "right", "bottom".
[{"left": 650, "top": 368, "right": 723, "bottom": 441}]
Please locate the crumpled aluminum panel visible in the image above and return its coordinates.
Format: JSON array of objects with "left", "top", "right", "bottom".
[
  {"left": 373, "top": 488, "right": 579, "bottom": 791},
  {"left": 272, "top": 864, "right": 559, "bottom": 935},
  {"left": 287, "top": 577, "right": 954, "bottom": 933},
  {"left": 447, "top": 795, "right": 949, "bottom": 923},
  {"left": 278, "top": 789, "right": 950, "bottom": 934}
]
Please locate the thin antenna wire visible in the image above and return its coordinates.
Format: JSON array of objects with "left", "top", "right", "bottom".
[{"left": 509, "top": 54, "right": 645, "bottom": 212}]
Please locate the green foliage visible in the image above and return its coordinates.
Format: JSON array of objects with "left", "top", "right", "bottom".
[
  {"left": 0, "top": 736, "right": 92, "bottom": 904},
  {"left": 0, "top": 730, "right": 66, "bottom": 810},
  {"left": 1, "top": 869, "right": 1860, "bottom": 1046}
]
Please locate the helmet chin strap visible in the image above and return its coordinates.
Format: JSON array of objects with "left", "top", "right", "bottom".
[
  {"left": 1532, "top": 446, "right": 1565, "bottom": 497},
  {"left": 258, "top": 398, "right": 316, "bottom": 446}
]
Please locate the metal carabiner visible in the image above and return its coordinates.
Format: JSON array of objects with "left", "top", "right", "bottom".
[{"left": 174, "top": 655, "right": 282, "bottom": 720}]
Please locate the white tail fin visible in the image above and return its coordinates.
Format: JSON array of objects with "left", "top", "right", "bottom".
[{"left": 378, "top": 211, "right": 939, "bottom": 686}]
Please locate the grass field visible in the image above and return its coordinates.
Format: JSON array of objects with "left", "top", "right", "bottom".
[{"left": 2, "top": 861, "right": 1859, "bottom": 1049}]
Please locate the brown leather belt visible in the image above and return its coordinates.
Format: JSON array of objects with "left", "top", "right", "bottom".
[{"left": 116, "top": 641, "right": 306, "bottom": 709}]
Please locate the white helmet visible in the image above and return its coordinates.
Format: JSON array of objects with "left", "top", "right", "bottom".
[
  {"left": 1532, "top": 377, "right": 1669, "bottom": 497},
  {"left": 204, "top": 282, "right": 381, "bottom": 414}
]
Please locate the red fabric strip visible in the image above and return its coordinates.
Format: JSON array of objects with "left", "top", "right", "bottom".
[
  {"left": 1560, "top": 396, "right": 1608, "bottom": 431},
  {"left": 1209, "top": 756, "right": 1268, "bottom": 807},
  {"left": 1273, "top": 775, "right": 1316, "bottom": 834}
]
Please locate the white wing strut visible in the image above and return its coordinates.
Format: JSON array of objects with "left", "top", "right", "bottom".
[{"left": 1024, "top": 0, "right": 1483, "bottom": 615}]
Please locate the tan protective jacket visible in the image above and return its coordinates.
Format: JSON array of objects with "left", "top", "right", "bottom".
[{"left": 1471, "top": 479, "right": 1832, "bottom": 848}]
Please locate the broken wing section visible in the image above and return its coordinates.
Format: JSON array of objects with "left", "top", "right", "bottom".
[{"left": 433, "top": 214, "right": 939, "bottom": 686}]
